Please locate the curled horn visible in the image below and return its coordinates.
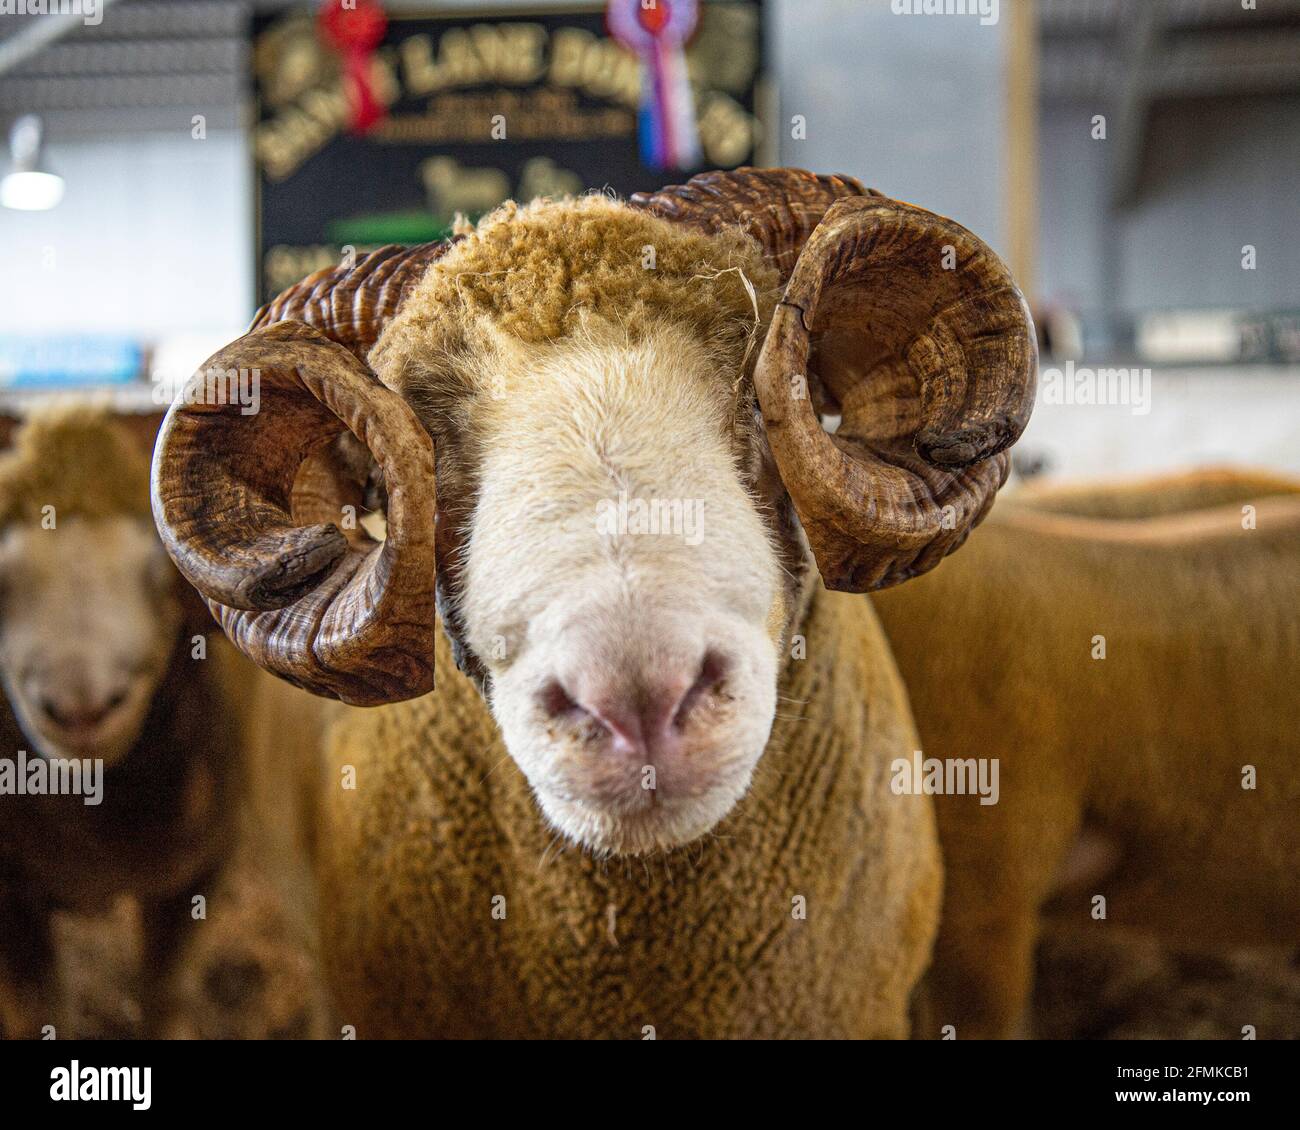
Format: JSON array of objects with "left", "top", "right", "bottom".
[
  {"left": 151, "top": 244, "right": 448, "bottom": 705},
  {"left": 634, "top": 168, "right": 1036, "bottom": 591}
]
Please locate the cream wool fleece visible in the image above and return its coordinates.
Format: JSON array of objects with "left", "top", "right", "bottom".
[
  {"left": 0, "top": 404, "right": 150, "bottom": 527},
  {"left": 313, "top": 585, "right": 942, "bottom": 1039},
  {"left": 872, "top": 482, "right": 1300, "bottom": 1037},
  {"left": 369, "top": 193, "right": 781, "bottom": 413}
]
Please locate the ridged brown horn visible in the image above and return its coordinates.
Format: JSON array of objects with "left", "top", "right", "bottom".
[
  {"left": 637, "top": 168, "right": 1035, "bottom": 592},
  {"left": 253, "top": 241, "right": 453, "bottom": 359},
  {"left": 630, "top": 166, "right": 874, "bottom": 277},
  {"left": 151, "top": 319, "right": 438, "bottom": 706},
  {"left": 756, "top": 195, "right": 1035, "bottom": 590}
]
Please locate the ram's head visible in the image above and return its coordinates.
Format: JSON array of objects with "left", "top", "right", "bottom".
[
  {"left": 0, "top": 407, "right": 183, "bottom": 766},
  {"left": 153, "top": 169, "right": 1035, "bottom": 855}
]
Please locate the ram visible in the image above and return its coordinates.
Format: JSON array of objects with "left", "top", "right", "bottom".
[
  {"left": 153, "top": 168, "right": 1037, "bottom": 1038},
  {"left": 0, "top": 405, "right": 250, "bottom": 1038},
  {"left": 871, "top": 472, "right": 1300, "bottom": 1038},
  {"left": 1012, "top": 465, "right": 1300, "bottom": 519}
]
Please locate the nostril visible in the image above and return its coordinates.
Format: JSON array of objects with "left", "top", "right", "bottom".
[
  {"left": 541, "top": 651, "right": 730, "bottom": 754},
  {"left": 37, "top": 690, "right": 126, "bottom": 732},
  {"left": 539, "top": 679, "right": 586, "bottom": 722},
  {"left": 673, "top": 649, "right": 730, "bottom": 730},
  {"left": 40, "top": 695, "right": 65, "bottom": 727},
  {"left": 700, "top": 649, "right": 730, "bottom": 687}
]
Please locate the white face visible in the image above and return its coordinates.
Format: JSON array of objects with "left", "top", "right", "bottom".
[
  {"left": 0, "top": 516, "right": 181, "bottom": 766},
  {"left": 459, "top": 327, "right": 787, "bottom": 856}
]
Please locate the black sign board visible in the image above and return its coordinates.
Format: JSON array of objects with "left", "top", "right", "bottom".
[{"left": 252, "top": 1, "right": 767, "bottom": 304}]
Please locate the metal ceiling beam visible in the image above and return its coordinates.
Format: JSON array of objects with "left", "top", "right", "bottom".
[
  {"left": 1042, "top": 30, "right": 1300, "bottom": 98},
  {"left": 0, "top": 71, "right": 242, "bottom": 112},
  {"left": 1109, "top": 0, "right": 1166, "bottom": 208},
  {"left": 0, "top": 0, "right": 121, "bottom": 76}
]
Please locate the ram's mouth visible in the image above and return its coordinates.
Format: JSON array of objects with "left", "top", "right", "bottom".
[
  {"left": 534, "top": 771, "right": 754, "bottom": 857},
  {"left": 46, "top": 718, "right": 125, "bottom": 751},
  {"left": 38, "top": 718, "right": 114, "bottom": 753},
  {"left": 14, "top": 682, "right": 151, "bottom": 764}
]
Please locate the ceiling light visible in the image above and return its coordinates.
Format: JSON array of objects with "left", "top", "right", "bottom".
[{"left": 1, "top": 116, "right": 64, "bottom": 211}]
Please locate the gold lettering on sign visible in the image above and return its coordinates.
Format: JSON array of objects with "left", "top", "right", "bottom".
[
  {"left": 549, "top": 27, "right": 640, "bottom": 107},
  {"left": 254, "top": 15, "right": 759, "bottom": 182},
  {"left": 373, "top": 88, "right": 632, "bottom": 146},
  {"left": 400, "top": 23, "right": 547, "bottom": 94},
  {"left": 256, "top": 53, "right": 398, "bottom": 182}
]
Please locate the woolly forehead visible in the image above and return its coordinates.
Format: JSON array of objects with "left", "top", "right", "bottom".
[
  {"left": 0, "top": 411, "right": 151, "bottom": 527},
  {"left": 369, "top": 194, "right": 780, "bottom": 421},
  {"left": 464, "top": 320, "right": 766, "bottom": 479}
]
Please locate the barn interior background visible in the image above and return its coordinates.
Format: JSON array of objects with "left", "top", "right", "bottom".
[{"left": 0, "top": 0, "right": 1296, "bottom": 1038}]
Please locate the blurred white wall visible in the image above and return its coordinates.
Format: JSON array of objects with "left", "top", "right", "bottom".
[
  {"left": 1018, "top": 366, "right": 1300, "bottom": 479},
  {"left": 773, "top": 0, "right": 1008, "bottom": 254},
  {"left": 0, "top": 128, "right": 253, "bottom": 341},
  {"left": 1040, "top": 95, "right": 1300, "bottom": 319}
]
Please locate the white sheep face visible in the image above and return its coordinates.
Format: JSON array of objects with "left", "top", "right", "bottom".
[
  {"left": 0, "top": 516, "right": 181, "bottom": 767},
  {"left": 457, "top": 324, "right": 787, "bottom": 857}
]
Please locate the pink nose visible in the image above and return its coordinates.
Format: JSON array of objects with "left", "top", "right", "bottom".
[
  {"left": 39, "top": 685, "right": 128, "bottom": 733},
  {"left": 541, "top": 650, "right": 729, "bottom": 760}
]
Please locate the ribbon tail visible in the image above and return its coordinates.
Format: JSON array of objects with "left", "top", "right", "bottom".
[
  {"left": 661, "top": 42, "right": 700, "bottom": 169},
  {"left": 345, "top": 50, "right": 385, "bottom": 134},
  {"left": 647, "top": 40, "right": 699, "bottom": 170}
]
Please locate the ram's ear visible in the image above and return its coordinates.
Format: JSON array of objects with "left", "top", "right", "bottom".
[
  {"left": 0, "top": 413, "right": 21, "bottom": 452},
  {"left": 292, "top": 432, "right": 382, "bottom": 549},
  {"left": 115, "top": 409, "right": 168, "bottom": 462}
]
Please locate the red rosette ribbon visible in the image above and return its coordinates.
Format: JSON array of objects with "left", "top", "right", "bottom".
[{"left": 318, "top": 0, "right": 389, "bottom": 135}]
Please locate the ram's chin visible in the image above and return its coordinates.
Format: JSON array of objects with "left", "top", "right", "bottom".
[
  {"left": 535, "top": 776, "right": 755, "bottom": 857},
  {"left": 6, "top": 681, "right": 154, "bottom": 769}
]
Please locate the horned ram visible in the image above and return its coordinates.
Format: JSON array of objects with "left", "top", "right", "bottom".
[
  {"left": 0, "top": 406, "right": 247, "bottom": 1038},
  {"left": 152, "top": 168, "right": 1038, "bottom": 1038}
]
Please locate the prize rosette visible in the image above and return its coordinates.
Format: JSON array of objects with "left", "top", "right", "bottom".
[
  {"left": 317, "top": 0, "right": 389, "bottom": 134},
  {"left": 608, "top": 0, "right": 702, "bottom": 170}
]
